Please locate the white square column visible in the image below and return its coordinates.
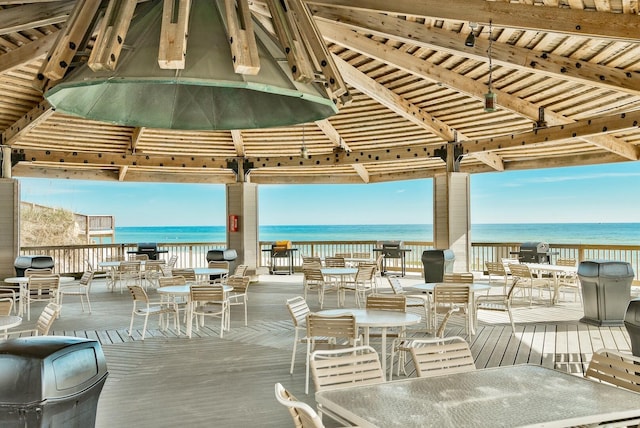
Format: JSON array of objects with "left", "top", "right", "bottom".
[
  {"left": 226, "top": 182, "right": 259, "bottom": 276},
  {"left": 0, "top": 179, "right": 20, "bottom": 278},
  {"left": 433, "top": 172, "right": 471, "bottom": 272}
]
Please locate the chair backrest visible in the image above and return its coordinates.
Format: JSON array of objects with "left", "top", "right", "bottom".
[
  {"left": 408, "top": 336, "right": 476, "bottom": 378},
  {"left": 274, "top": 383, "right": 324, "bottom": 428},
  {"left": 158, "top": 275, "right": 186, "bottom": 287},
  {"left": 366, "top": 294, "right": 406, "bottom": 312},
  {"left": 556, "top": 258, "right": 577, "bottom": 267},
  {"left": 171, "top": 268, "right": 196, "bottom": 282},
  {"left": 306, "top": 313, "right": 358, "bottom": 342},
  {"left": 37, "top": 303, "right": 61, "bottom": 335},
  {"left": 302, "top": 261, "right": 322, "bottom": 272},
  {"left": 167, "top": 255, "right": 178, "bottom": 268},
  {"left": 485, "top": 261, "right": 506, "bottom": 276},
  {"left": 334, "top": 252, "right": 351, "bottom": 258},
  {"left": 303, "top": 267, "right": 325, "bottom": 283},
  {"left": 25, "top": 268, "right": 54, "bottom": 277},
  {"left": 128, "top": 285, "right": 149, "bottom": 304},
  {"left": 286, "top": 296, "right": 310, "bottom": 328},
  {"left": 119, "top": 261, "right": 141, "bottom": 273},
  {"left": 208, "top": 261, "right": 230, "bottom": 271},
  {"left": 387, "top": 276, "right": 405, "bottom": 294},
  {"left": 355, "top": 263, "right": 376, "bottom": 281},
  {"left": 78, "top": 270, "right": 95, "bottom": 287},
  {"left": 190, "top": 285, "right": 225, "bottom": 304},
  {"left": 324, "top": 257, "right": 345, "bottom": 268},
  {"left": 28, "top": 274, "right": 61, "bottom": 293},
  {"left": 585, "top": 349, "right": 640, "bottom": 393},
  {"left": 227, "top": 275, "right": 250, "bottom": 293},
  {"left": 443, "top": 272, "right": 474, "bottom": 283},
  {"left": 233, "top": 264, "right": 249, "bottom": 276},
  {"left": 145, "top": 260, "right": 165, "bottom": 271},
  {"left": 129, "top": 254, "right": 149, "bottom": 261},
  {"left": 106, "top": 255, "right": 125, "bottom": 262},
  {"left": 301, "top": 256, "right": 321, "bottom": 265},
  {"left": 310, "top": 345, "right": 386, "bottom": 392},
  {"left": 508, "top": 263, "right": 532, "bottom": 280},
  {"left": 433, "top": 284, "right": 471, "bottom": 306},
  {"left": 0, "top": 298, "right": 13, "bottom": 316},
  {"left": 354, "top": 252, "right": 372, "bottom": 260}
]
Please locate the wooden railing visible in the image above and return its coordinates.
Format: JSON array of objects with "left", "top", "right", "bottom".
[{"left": 18, "top": 241, "right": 640, "bottom": 283}]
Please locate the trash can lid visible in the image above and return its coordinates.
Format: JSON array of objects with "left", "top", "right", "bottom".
[{"left": 0, "top": 336, "right": 108, "bottom": 404}]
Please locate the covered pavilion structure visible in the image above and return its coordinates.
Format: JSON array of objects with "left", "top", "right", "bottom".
[{"left": 2, "top": 1, "right": 640, "bottom": 277}]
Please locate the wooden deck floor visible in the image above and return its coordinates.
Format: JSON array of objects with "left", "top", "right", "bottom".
[{"left": 30, "top": 274, "right": 635, "bottom": 427}]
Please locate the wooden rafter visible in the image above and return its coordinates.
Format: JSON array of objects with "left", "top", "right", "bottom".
[
  {"left": 309, "top": 0, "right": 640, "bottom": 41},
  {"left": 1, "top": 100, "right": 54, "bottom": 146},
  {"left": 231, "top": 130, "right": 246, "bottom": 157},
  {"left": 0, "top": 1, "right": 73, "bottom": 35},
  {"left": 158, "top": 0, "right": 191, "bottom": 69},
  {"left": 312, "top": 7, "right": 640, "bottom": 97},
  {"left": 224, "top": 0, "right": 260, "bottom": 74},
  {"left": 0, "top": 32, "right": 57, "bottom": 74},
  {"left": 88, "top": 0, "right": 138, "bottom": 71}
]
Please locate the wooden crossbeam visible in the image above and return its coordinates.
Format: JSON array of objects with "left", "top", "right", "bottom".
[
  {"left": 2, "top": 101, "right": 54, "bottom": 146},
  {"left": 40, "top": 0, "right": 102, "bottom": 81},
  {"left": 224, "top": 0, "right": 260, "bottom": 74},
  {"left": 0, "top": 1, "right": 74, "bottom": 36},
  {"left": 88, "top": 0, "right": 138, "bottom": 71},
  {"left": 0, "top": 33, "right": 57, "bottom": 74},
  {"left": 266, "top": 0, "right": 315, "bottom": 82},
  {"left": 312, "top": 7, "right": 640, "bottom": 97},
  {"left": 309, "top": 0, "right": 640, "bottom": 41},
  {"left": 158, "top": 0, "right": 191, "bottom": 69},
  {"left": 287, "top": 0, "right": 351, "bottom": 106}
]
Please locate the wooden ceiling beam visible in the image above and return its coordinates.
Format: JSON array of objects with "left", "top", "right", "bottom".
[
  {"left": 314, "top": 119, "right": 350, "bottom": 150},
  {"left": 472, "top": 151, "right": 505, "bottom": 171},
  {"left": 11, "top": 148, "right": 230, "bottom": 169},
  {"left": 333, "top": 56, "right": 458, "bottom": 142},
  {"left": 231, "top": 130, "right": 246, "bottom": 156},
  {"left": 2, "top": 100, "right": 54, "bottom": 146},
  {"left": 312, "top": 7, "right": 640, "bottom": 96},
  {"left": 0, "top": 1, "right": 74, "bottom": 35},
  {"left": 351, "top": 163, "right": 369, "bottom": 182},
  {"left": 0, "top": 32, "right": 57, "bottom": 74},
  {"left": 461, "top": 110, "right": 640, "bottom": 154},
  {"left": 320, "top": 22, "right": 640, "bottom": 160},
  {"left": 308, "top": 0, "right": 640, "bottom": 41}
]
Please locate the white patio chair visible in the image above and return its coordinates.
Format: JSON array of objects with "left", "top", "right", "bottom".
[
  {"left": 408, "top": 336, "right": 476, "bottom": 378},
  {"left": 127, "top": 285, "right": 180, "bottom": 340},
  {"left": 585, "top": 349, "right": 640, "bottom": 393},
  {"left": 24, "top": 274, "right": 60, "bottom": 321},
  {"left": 4, "top": 303, "right": 61, "bottom": 339},
  {"left": 274, "top": 383, "right": 324, "bottom": 428},
  {"left": 226, "top": 275, "right": 251, "bottom": 326},
  {"left": 58, "top": 270, "right": 94, "bottom": 314},
  {"left": 285, "top": 296, "right": 311, "bottom": 374},
  {"left": 187, "top": 284, "right": 228, "bottom": 338}
]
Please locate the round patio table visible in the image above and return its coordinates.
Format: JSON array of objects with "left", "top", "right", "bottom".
[{"left": 317, "top": 308, "right": 421, "bottom": 377}]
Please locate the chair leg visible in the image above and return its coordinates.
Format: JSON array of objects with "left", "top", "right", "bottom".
[
  {"left": 290, "top": 330, "right": 299, "bottom": 374},
  {"left": 141, "top": 313, "right": 149, "bottom": 340}
]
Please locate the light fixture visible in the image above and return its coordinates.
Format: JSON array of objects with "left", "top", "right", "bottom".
[
  {"left": 484, "top": 20, "right": 497, "bottom": 113},
  {"left": 44, "top": 1, "right": 339, "bottom": 130},
  {"left": 465, "top": 22, "right": 478, "bottom": 47},
  {"left": 300, "top": 125, "right": 310, "bottom": 159}
]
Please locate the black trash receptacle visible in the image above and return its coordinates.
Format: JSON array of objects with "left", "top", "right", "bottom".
[
  {"left": 14, "top": 255, "right": 55, "bottom": 277},
  {"left": 421, "top": 250, "right": 455, "bottom": 283},
  {"left": 0, "top": 336, "right": 108, "bottom": 427},
  {"left": 625, "top": 298, "right": 640, "bottom": 357},
  {"left": 206, "top": 249, "right": 238, "bottom": 280},
  {"left": 577, "top": 260, "right": 634, "bottom": 326}
]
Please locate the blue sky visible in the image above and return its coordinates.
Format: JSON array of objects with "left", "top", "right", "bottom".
[{"left": 17, "top": 161, "right": 640, "bottom": 226}]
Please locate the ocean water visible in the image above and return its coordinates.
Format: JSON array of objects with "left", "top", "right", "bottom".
[{"left": 112, "top": 223, "right": 640, "bottom": 245}]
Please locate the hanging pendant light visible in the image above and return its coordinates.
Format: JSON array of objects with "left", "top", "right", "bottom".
[
  {"left": 484, "top": 20, "right": 497, "bottom": 113},
  {"left": 44, "top": 0, "right": 338, "bottom": 130}
]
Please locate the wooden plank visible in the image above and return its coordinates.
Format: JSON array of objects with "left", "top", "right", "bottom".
[
  {"left": 158, "top": 0, "right": 191, "bottom": 69},
  {"left": 88, "top": 0, "right": 138, "bottom": 71},
  {"left": 224, "top": 0, "right": 260, "bottom": 74}
]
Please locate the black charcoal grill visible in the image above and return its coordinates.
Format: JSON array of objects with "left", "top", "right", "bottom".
[
  {"left": 127, "top": 242, "right": 168, "bottom": 260},
  {"left": 374, "top": 241, "right": 411, "bottom": 276},
  {"left": 206, "top": 249, "right": 238, "bottom": 280},
  {"left": 515, "top": 241, "right": 554, "bottom": 263}
]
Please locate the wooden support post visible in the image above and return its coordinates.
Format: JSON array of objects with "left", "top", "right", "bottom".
[
  {"left": 158, "top": 0, "right": 191, "bottom": 69},
  {"left": 286, "top": 0, "right": 351, "bottom": 106},
  {"left": 88, "top": 0, "right": 138, "bottom": 71},
  {"left": 266, "top": 0, "right": 314, "bottom": 83},
  {"left": 224, "top": 0, "right": 260, "bottom": 75},
  {"left": 40, "top": 0, "right": 102, "bottom": 81}
]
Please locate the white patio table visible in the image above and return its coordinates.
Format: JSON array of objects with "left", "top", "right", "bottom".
[
  {"left": 523, "top": 262, "right": 578, "bottom": 303},
  {"left": 316, "top": 308, "right": 421, "bottom": 376},
  {"left": 0, "top": 315, "right": 22, "bottom": 339},
  {"left": 407, "top": 282, "right": 490, "bottom": 334},
  {"left": 315, "top": 364, "right": 640, "bottom": 428},
  {"left": 4, "top": 276, "right": 74, "bottom": 316}
]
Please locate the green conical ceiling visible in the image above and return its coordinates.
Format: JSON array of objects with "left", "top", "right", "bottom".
[{"left": 45, "top": 0, "right": 338, "bottom": 130}]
